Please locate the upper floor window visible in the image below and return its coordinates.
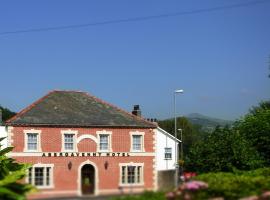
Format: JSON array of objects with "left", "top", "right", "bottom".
[
  {"left": 28, "top": 164, "right": 54, "bottom": 188},
  {"left": 165, "top": 147, "right": 172, "bottom": 159},
  {"left": 64, "top": 134, "right": 74, "bottom": 150},
  {"left": 24, "top": 129, "right": 41, "bottom": 152},
  {"left": 133, "top": 135, "right": 142, "bottom": 151},
  {"left": 130, "top": 131, "right": 145, "bottom": 152},
  {"left": 27, "top": 133, "right": 38, "bottom": 150},
  {"left": 100, "top": 135, "right": 109, "bottom": 150},
  {"left": 61, "top": 130, "right": 78, "bottom": 152},
  {"left": 97, "top": 130, "right": 112, "bottom": 152}
]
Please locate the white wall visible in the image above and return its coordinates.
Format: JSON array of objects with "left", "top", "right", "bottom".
[
  {"left": 155, "top": 127, "right": 180, "bottom": 171},
  {"left": 0, "top": 126, "right": 8, "bottom": 149}
]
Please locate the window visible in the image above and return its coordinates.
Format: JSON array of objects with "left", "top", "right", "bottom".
[
  {"left": 61, "top": 130, "right": 78, "bottom": 152},
  {"left": 130, "top": 131, "right": 145, "bottom": 152},
  {"left": 132, "top": 135, "right": 142, "bottom": 151},
  {"left": 27, "top": 133, "right": 38, "bottom": 150},
  {"left": 64, "top": 134, "right": 74, "bottom": 150},
  {"left": 97, "top": 130, "right": 112, "bottom": 152},
  {"left": 165, "top": 147, "right": 172, "bottom": 159},
  {"left": 28, "top": 165, "right": 53, "bottom": 188},
  {"left": 120, "top": 165, "right": 143, "bottom": 185},
  {"left": 99, "top": 134, "right": 109, "bottom": 151},
  {"left": 24, "top": 129, "right": 41, "bottom": 152}
]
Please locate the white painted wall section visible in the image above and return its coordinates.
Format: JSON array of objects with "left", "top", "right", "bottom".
[
  {"left": 0, "top": 126, "right": 8, "bottom": 149},
  {"left": 155, "top": 127, "right": 180, "bottom": 171}
]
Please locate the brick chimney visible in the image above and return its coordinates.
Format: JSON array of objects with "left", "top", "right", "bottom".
[{"left": 132, "top": 105, "right": 141, "bottom": 117}]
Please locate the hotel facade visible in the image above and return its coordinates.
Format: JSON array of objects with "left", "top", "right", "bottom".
[{"left": 3, "top": 90, "right": 179, "bottom": 199}]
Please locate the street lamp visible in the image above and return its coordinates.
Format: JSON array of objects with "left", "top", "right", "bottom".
[
  {"left": 178, "top": 128, "right": 184, "bottom": 180},
  {"left": 174, "top": 89, "right": 184, "bottom": 188}
]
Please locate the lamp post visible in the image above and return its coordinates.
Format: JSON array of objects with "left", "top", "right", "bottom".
[
  {"left": 178, "top": 128, "right": 183, "bottom": 181},
  {"left": 174, "top": 89, "right": 184, "bottom": 188}
]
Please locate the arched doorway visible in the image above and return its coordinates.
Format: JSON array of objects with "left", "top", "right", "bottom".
[{"left": 81, "top": 164, "right": 95, "bottom": 195}]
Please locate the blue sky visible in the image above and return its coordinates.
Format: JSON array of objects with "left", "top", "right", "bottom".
[{"left": 0, "top": 0, "right": 269, "bottom": 120}]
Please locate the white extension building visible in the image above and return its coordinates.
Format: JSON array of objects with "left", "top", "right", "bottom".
[{"left": 155, "top": 127, "right": 181, "bottom": 189}]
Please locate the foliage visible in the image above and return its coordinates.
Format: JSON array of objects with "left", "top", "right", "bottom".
[
  {"left": 235, "top": 101, "right": 270, "bottom": 165},
  {"left": 158, "top": 117, "right": 203, "bottom": 157},
  {"left": 0, "top": 137, "right": 34, "bottom": 200},
  {"left": 111, "top": 191, "right": 165, "bottom": 200},
  {"left": 185, "top": 126, "right": 263, "bottom": 173},
  {"left": 0, "top": 106, "right": 16, "bottom": 122},
  {"left": 193, "top": 168, "right": 270, "bottom": 200}
]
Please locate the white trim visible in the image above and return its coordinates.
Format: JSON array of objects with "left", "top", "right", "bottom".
[
  {"left": 153, "top": 129, "right": 158, "bottom": 191},
  {"left": 77, "top": 160, "right": 99, "bottom": 196},
  {"left": 61, "top": 129, "right": 78, "bottom": 152},
  {"left": 98, "top": 188, "right": 153, "bottom": 195},
  {"left": 7, "top": 126, "right": 13, "bottom": 147},
  {"left": 8, "top": 152, "right": 155, "bottom": 157},
  {"left": 38, "top": 190, "right": 77, "bottom": 195},
  {"left": 130, "top": 131, "right": 145, "bottom": 152},
  {"left": 156, "top": 127, "right": 181, "bottom": 142},
  {"left": 96, "top": 130, "right": 112, "bottom": 152},
  {"left": 27, "top": 163, "right": 54, "bottom": 189},
  {"left": 23, "top": 129, "right": 42, "bottom": 152},
  {"left": 77, "top": 134, "right": 98, "bottom": 144},
  {"left": 119, "top": 162, "right": 144, "bottom": 187}
]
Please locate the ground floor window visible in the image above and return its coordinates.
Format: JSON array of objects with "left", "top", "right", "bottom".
[
  {"left": 28, "top": 165, "right": 53, "bottom": 188},
  {"left": 120, "top": 164, "right": 143, "bottom": 185}
]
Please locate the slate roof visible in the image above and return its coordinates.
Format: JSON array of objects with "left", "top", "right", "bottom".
[{"left": 6, "top": 90, "right": 156, "bottom": 128}]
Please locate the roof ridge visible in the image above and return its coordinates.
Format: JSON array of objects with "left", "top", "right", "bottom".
[
  {"left": 84, "top": 92, "right": 157, "bottom": 128},
  {"left": 6, "top": 90, "right": 57, "bottom": 123}
]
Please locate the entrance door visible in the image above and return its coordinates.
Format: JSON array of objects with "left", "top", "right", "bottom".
[{"left": 81, "top": 164, "right": 95, "bottom": 195}]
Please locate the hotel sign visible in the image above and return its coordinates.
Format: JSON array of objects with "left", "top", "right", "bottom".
[{"left": 42, "top": 152, "right": 130, "bottom": 157}]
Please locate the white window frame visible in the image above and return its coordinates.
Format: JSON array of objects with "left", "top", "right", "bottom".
[
  {"left": 97, "top": 130, "right": 112, "bottom": 152},
  {"left": 27, "top": 163, "right": 54, "bottom": 189},
  {"left": 61, "top": 130, "right": 78, "bottom": 152},
  {"left": 130, "top": 131, "right": 145, "bottom": 152},
  {"left": 119, "top": 163, "right": 144, "bottom": 186},
  {"left": 24, "top": 129, "right": 42, "bottom": 152},
  {"left": 164, "top": 147, "right": 172, "bottom": 160}
]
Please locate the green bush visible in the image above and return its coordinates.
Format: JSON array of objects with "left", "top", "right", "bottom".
[
  {"left": 193, "top": 168, "right": 270, "bottom": 199},
  {"left": 111, "top": 191, "right": 165, "bottom": 200}
]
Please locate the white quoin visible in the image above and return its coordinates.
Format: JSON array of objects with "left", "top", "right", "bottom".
[{"left": 0, "top": 126, "right": 8, "bottom": 149}]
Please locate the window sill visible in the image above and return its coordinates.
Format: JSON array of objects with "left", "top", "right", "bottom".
[
  {"left": 130, "top": 150, "right": 145, "bottom": 153},
  {"left": 98, "top": 149, "right": 112, "bottom": 153},
  {"left": 119, "top": 183, "right": 144, "bottom": 187},
  {"left": 35, "top": 185, "right": 54, "bottom": 190},
  {"left": 23, "top": 150, "right": 42, "bottom": 153},
  {"left": 61, "top": 150, "right": 77, "bottom": 152}
]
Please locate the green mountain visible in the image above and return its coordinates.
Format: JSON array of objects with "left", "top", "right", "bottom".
[{"left": 185, "top": 113, "right": 233, "bottom": 132}]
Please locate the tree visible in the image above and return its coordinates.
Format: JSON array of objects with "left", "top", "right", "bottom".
[
  {"left": 185, "top": 126, "right": 263, "bottom": 173},
  {"left": 0, "top": 106, "right": 16, "bottom": 122},
  {"left": 158, "top": 117, "right": 203, "bottom": 158},
  {"left": 0, "top": 137, "right": 34, "bottom": 200},
  {"left": 235, "top": 101, "right": 270, "bottom": 165}
]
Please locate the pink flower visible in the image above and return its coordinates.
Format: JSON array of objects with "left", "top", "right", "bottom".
[
  {"left": 184, "top": 180, "right": 208, "bottom": 191},
  {"left": 166, "top": 192, "right": 176, "bottom": 200}
]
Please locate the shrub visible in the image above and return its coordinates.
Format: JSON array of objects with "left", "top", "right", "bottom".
[
  {"left": 193, "top": 168, "right": 270, "bottom": 199},
  {"left": 111, "top": 191, "right": 165, "bottom": 200}
]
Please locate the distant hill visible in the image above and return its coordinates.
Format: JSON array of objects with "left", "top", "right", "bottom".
[{"left": 185, "top": 113, "right": 233, "bottom": 132}]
